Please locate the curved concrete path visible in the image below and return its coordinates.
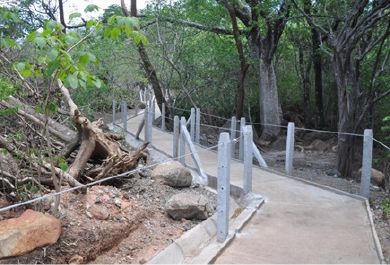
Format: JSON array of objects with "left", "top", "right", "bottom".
[{"left": 118, "top": 112, "right": 382, "bottom": 264}]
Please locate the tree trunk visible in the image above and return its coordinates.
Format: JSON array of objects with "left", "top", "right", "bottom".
[
  {"left": 298, "top": 46, "right": 311, "bottom": 126},
  {"left": 121, "top": 0, "right": 169, "bottom": 115},
  {"left": 312, "top": 29, "right": 325, "bottom": 128},
  {"left": 259, "top": 58, "right": 281, "bottom": 141},
  {"left": 223, "top": 0, "right": 249, "bottom": 119},
  {"left": 137, "top": 42, "right": 168, "bottom": 113},
  {"left": 333, "top": 53, "right": 361, "bottom": 178}
]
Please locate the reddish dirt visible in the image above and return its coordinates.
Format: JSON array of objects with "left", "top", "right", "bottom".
[{"left": 0, "top": 171, "right": 216, "bottom": 264}]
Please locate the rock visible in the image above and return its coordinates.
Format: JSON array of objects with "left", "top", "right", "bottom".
[
  {"left": 357, "top": 168, "right": 385, "bottom": 187},
  {"left": 165, "top": 193, "right": 212, "bottom": 220},
  {"left": 0, "top": 209, "right": 61, "bottom": 258},
  {"left": 86, "top": 204, "right": 110, "bottom": 220},
  {"left": 310, "top": 139, "right": 328, "bottom": 152},
  {"left": 302, "top": 131, "right": 333, "bottom": 143},
  {"left": 151, "top": 161, "right": 192, "bottom": 187},
  {"left": 68, "top": 254, "right": 84, "bottom": 264},
  {"left": 326, "top": 168, "right": 339, "bottom": 177}
]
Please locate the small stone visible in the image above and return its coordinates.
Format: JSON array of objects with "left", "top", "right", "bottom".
[
  {"left": 139, "top": 258, "right": 147, "bottom": 264},
  {"left": 114, "top": 198, "right": 122, "bottom": 208},
  {"left": 86, "top": 204, "right": 110, "bottom": 220},
  {"left": 68, "top": 254, "right": 84, "bottom": 264}
]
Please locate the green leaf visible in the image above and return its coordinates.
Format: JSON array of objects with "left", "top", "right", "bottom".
[
  {"left": 93, "top": 79, "right": 102, "bottom": 89},
  {"left": 66, "top": 74, "right": 78, "bottom": 89},
  {"left": 20, "top": 69, "right": 32, "bottom": 78},
  {"left": 46, "top": 102, "right": 58, "bottom": 113},
  {"left": 110, "top": 27, "right": 121, "bottom": 39},
  {"left": 86, "top": 20, "right": 97, "bottom": 28},
  {"left": 47, "top": 49, "right": 59, "bottom": 61},
  {"left": 58, "top": 158, "right": 68, "bottom": 172},
  {"left": 84, "top": 4, "right": 99, "bottom": 13},
  {"left": 117, "top": 16, "right": 139, "bottom": 28},
  {"left": 69, "top": 12, "right": 82, "bottom": 20},
  {"left": 26, "top": 32, "right": 37, "bottom": 42},
  {"left": 65, "top": 35, "right": 78, "bottom": 46},
  {"left": 15, "top": 62, "right": 25, "bottom": 71},
  {"left": 45, "top": 59, "right": 60, "bottom": 77},
  {"left": 34, "top": 36, "right": 46, "bottom": 48},
  {"left": 79, "top": 52, "right": 96, "bottom": 65}
]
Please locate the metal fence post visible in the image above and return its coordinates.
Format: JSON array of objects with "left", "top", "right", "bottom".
[
  {"left": 243, "top": 126, "right": 253, "bottom": 194},
  {"left": 230, "top": 116, "right": 237, "bottom": 158},
  {"left": 195, "top": 108, "right": 200, "bottom": 144},
  {"left": 190, "top": 108, "right": 195, "bottom": 142},
  {"left": 285, "top": 122, "right": 295, "bottom": 176},
  {"left": 161, "top": 103, "right": 166, "bottom": 131},
  {"left": 112, "top": 100, "right": 116, "bottom": 125},
  {"left": 179, "top": 117, "right": 186, "bottom": 165},
  {"left": 173, "top": 116, "right": 179, "bottom": 160},
  {"left": 121, "top": 101, "right": 127, "bottom": 134},
  {"left": 360, "top": 129, "right": 373, "bottom": 198},
  {"left": 217, "top": 132, "right": 231, "bottom": 242},
  {"left": 239, "top": 117, "right": 245, "bottom": 160}
]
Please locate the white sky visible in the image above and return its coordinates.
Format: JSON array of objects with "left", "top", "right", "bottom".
[
  {"left": 64, "top": 0, "right": 149, "bottom": 22},
  {"left": 0, "top": 0, "right": 151, "bottom": 23},
  {"left": 65, "top": 0, "right": 148, "bottom": 13}
]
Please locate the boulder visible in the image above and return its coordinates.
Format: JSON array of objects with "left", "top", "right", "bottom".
[
  {"left": 0, "top": 209, "right": 61, "bottom": 258},
  {"left": 151, "top": 161, "right": 192, "bottom": 187},
  {"left": 357, "top": 168, "right": 385, "bottom": 187},
  {"left": 165, "top": 193, "right": 212, "bottom": 220}
]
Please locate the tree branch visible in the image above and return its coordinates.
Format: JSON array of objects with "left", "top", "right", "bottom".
[{"left": 159, "top": 16, "right": 233, "bottom": 35}]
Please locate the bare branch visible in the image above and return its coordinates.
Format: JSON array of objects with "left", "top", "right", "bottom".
[{"left": 159, "top": 17, "right": 233, "bottom": 35}]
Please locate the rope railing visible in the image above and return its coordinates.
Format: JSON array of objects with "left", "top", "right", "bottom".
[
  {"left": 0, "top": 136, "right": 242, "bottom": 213},
  {"left": 117, "top": 104, "right": 390, "bottom": 153},
  {"left": 168, "top": 106, "right": 390, "bottom": 142},
  {"left": 373, "top": 138, "right": 390, "bottom": 152}
]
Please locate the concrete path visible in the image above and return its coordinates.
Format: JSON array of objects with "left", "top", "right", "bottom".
[{"left": 119, "top": 113, "right": 382, "bottom": 264}]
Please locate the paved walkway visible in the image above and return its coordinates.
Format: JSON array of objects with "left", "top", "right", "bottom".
[{"left": 120, "top": 113, "right": 382, "bottom": 264}]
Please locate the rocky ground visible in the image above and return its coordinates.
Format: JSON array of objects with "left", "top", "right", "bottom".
[{"left": 0, "top": 140, "right": 217, "bottom": 264}]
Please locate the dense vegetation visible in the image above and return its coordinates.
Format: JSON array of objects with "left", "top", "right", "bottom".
[{"left": 0, "top": 0, "right": 389, "bottom": 202}]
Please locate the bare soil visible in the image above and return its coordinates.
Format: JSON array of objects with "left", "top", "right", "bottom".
[{"left": 0, "top": 156, "right": 216, "bottom": 264}]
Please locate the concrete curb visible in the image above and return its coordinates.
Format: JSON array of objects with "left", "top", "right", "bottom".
[
  {"left": 148, "top": 193, "right": 264, "bottom": 264},
  {"left": 364, "top": 199, "right": 386, "bottom": 264},
  {"left": 111, "top": 123, "right": 384, "bottom": 264},
  {"left": 109, "top": 123, "right": 266, "bottom": 264}
]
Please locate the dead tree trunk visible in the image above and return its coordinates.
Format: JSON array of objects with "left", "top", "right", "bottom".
[{"left": 58, "top": 80, "right": 148, "bottom": 180}]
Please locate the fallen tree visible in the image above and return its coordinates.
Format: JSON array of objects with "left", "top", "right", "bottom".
[{"left": 0, "top": 82, "right": 149, "bottom": 194}]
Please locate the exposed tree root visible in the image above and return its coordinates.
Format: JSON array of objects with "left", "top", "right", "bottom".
[{"left": 58, "top": 80, "right": 148, "bottom": 182}]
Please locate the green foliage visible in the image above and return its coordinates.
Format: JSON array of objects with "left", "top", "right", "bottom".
[
  {"left": 84, "top": 4, "right": 99, "bottom": 13},
  {"left": 17, "top": 182, "right": 40, "bottom": 201},
  {"left": 0, "top": 78, "right": 16, "bottom": 100},
  {"left": 382, "top": 198, "right": 390, "bottom": 216}
]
